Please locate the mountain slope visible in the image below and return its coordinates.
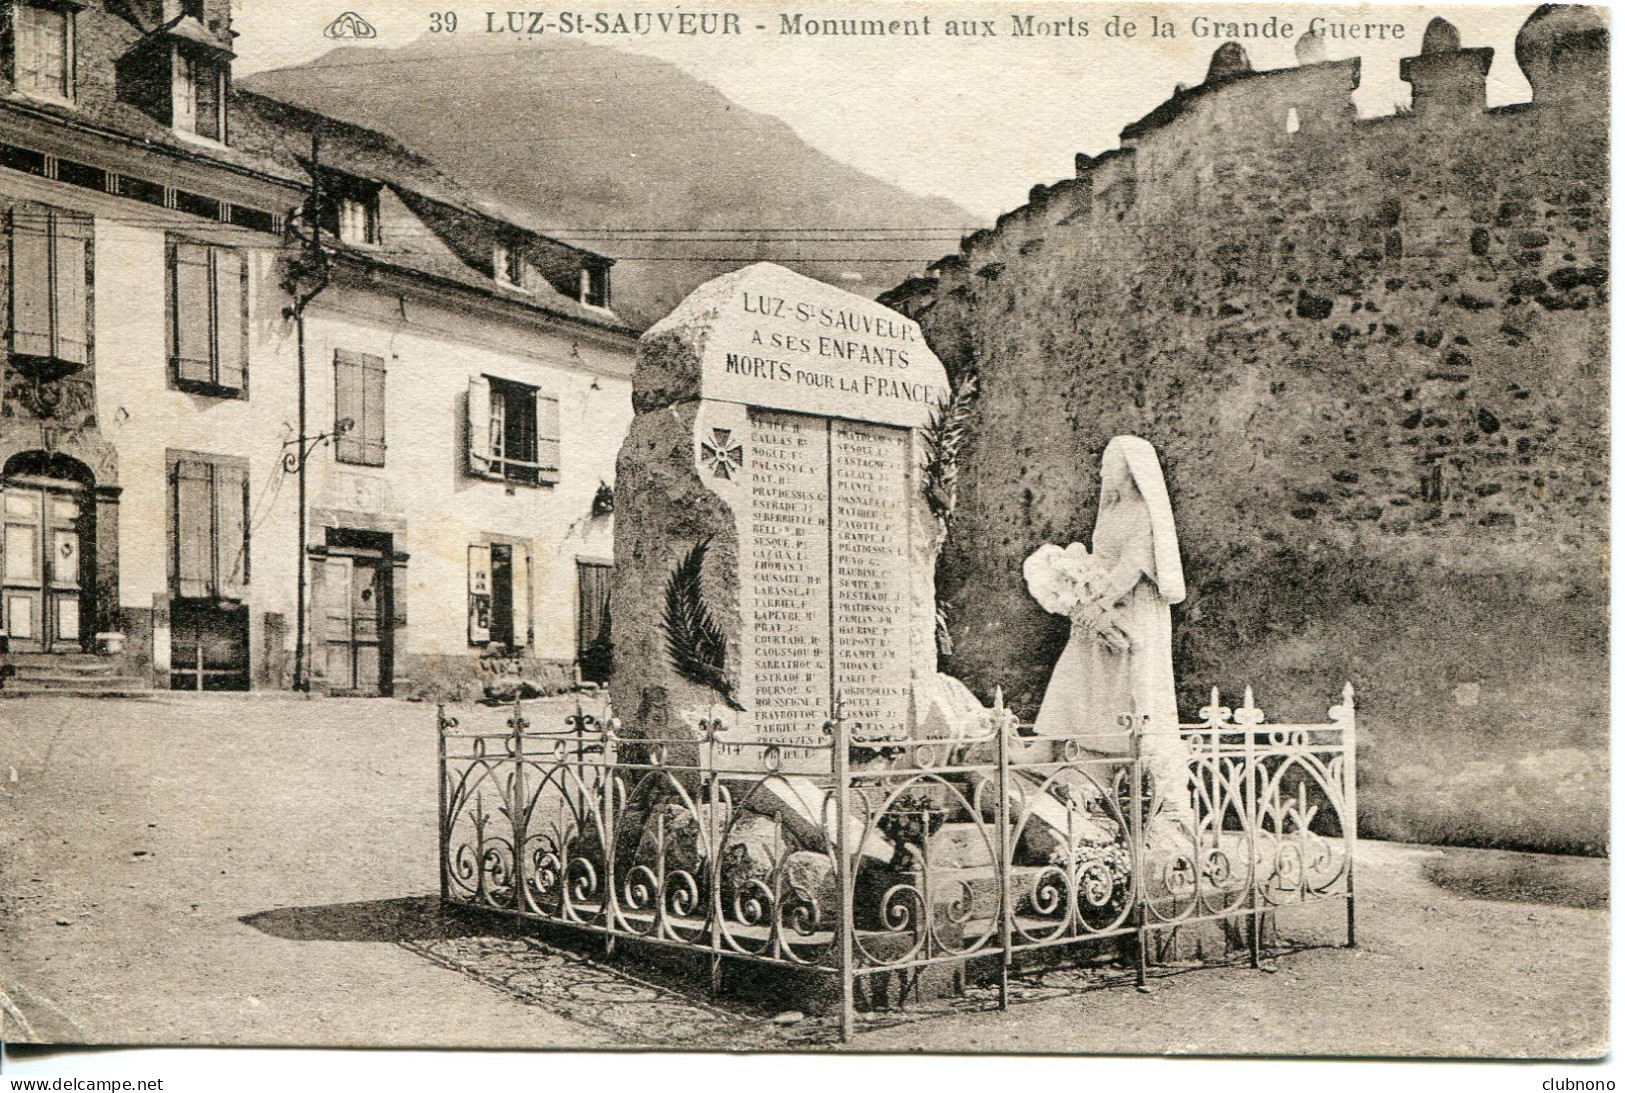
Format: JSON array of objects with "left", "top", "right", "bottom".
[{"left": 241, "top": 36, "right": 977, "bottom": 328}]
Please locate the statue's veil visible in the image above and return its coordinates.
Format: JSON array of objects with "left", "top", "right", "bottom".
[{"left": 1097, "top": 436, "right": 1185, "bottom": 604}]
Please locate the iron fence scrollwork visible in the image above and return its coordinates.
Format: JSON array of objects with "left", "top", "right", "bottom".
[{"left": 439, "top": 685, "right": 1356, "bottom": 1040}]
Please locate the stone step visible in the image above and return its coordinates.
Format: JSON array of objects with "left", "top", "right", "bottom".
[
  {"left": 6, "top": 653, "right": 122, "bottom": 673},
  {"left": 10, "top": 662, "right": 122, "bottom": 679},
  {"left": 0, "top": 674, "right": 149, "bottom": 695}
]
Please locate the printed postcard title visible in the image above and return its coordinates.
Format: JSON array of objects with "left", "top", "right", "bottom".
[{"left": 428, "top": 10, "right": 1409, "bottom": 42}]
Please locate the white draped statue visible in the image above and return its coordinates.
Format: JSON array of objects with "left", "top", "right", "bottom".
[{"left": 1023, "top": 436, "right": 1188, "bottom": 812}]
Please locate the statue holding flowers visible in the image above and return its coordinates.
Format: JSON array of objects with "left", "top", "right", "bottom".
[{"left": 1023, "top": 437, "right": 1188, "bottom": 812}]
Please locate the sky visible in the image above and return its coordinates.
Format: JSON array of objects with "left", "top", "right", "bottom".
[{"left": 231, "top": 1, "right": 1547, "bottom": 219}]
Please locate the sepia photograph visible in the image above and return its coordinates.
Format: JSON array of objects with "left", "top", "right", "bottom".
[{"left": 0, "top": 0, "right": 1609, "bottom": 1075}]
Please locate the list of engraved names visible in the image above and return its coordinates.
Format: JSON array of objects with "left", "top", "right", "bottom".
[
  {"left": 831, "top": 421, "right": 911, "bottom": 736},
  {"left": 743, "top": 411, "right": 831, "bottom": 750},
  {"left": 738, "top": 410, "right": 912, "bottom": 754}
]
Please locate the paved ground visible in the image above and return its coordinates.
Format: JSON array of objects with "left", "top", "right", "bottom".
[{"left": 0, "top": 694, "right": 1608, "bottom": 1056}]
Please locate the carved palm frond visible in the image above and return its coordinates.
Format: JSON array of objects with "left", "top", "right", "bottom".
[
  {"left": 922, "top": 371, "right": 980, "bottom": 524},
  {"left": 661, "top": 538, "right": 744, "bottom": 711}
]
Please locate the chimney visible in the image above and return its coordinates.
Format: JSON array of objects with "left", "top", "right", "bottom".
[
  {"left": 1516, "top": 4, "right": 1608, "bottom": 110},
  {"left": 1400, "top": 17, "right": 1493, "bottom": 120}
]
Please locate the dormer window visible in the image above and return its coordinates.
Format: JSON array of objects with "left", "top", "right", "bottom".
[
  {"left": 114, "top": 14, "right": 234, "bottom": 141},
  {"left": 339, "top": 194, "right": 379, "bottom": 245},
  {"left": 495, "top": 240, "right": 525, "bottom": 289},
  {"left": 173, "top": 48, "right": 226, "bottom": 142},
  {"left": 580, "top": 265, "right": 609, "bottom": 309},
  {"left": 316, "top": 175, "right": 381, "bottom": 246},
  {"left": 13, "top": 2, "right": 75, "bottom": 103}
]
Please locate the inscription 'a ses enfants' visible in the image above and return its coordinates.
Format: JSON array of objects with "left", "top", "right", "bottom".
[
  {"left": 691, "top": 266, "right": 949, "bottom": 430},
  {"left": 743, "top": 291, "right": 917, "bottom": 368}
]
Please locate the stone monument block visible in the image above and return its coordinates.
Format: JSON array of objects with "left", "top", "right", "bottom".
[{"left": 610, "top": 263, "right": 952, "bottom": 778}]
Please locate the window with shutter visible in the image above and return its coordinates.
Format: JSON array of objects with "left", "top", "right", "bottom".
[
  {"left": 9, "top": 204, "right": 92, "bottom": 366},
  {"left": 194, "top": 56, "right": 223, "bottom": 142},
  {"left": 472, "top": 376, "right": 557, "bottom": 487},
  {"left": 334, "top": 350, "right": 386, "bottom": 466},
  {"left": 168, "top": 452, "right": 250, "bottom": 601},
  {"left": 168, "top": 238, "right": 246, "bottom": 396},
  {"left": 172, "top": 459, "right": 214, "bottom": 599},
  {"left": 171, "top": 47, "right": 227, "bottom": 141},
  {"left": 580, "top": 265, "right": 610, "bottom": 309},
  {"left": 14, "top": 4, "right": 73, "bottom": 102}
]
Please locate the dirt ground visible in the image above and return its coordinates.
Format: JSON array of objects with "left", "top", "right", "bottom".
[{"left": 0, "top": 694, "right": 1608, "bottom": 1057}]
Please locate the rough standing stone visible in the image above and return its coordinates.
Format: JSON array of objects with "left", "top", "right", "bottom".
[{"left": 610, "top": 263, "right": 952, "bottom": 798}]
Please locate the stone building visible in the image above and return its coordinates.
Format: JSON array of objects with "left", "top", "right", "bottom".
[
  {"left": 0, "top": 0, "right": 637, "bottom": 694},
  {"left": 882, "top": 7, "right": 1608, "bottom": 851}
]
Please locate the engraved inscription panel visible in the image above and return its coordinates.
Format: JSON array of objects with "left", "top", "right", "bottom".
[
  {"left": 831, "top": 421, "right": 912, "bottom": 736},
  {"left": 729, "top": 409, "right": 913, "bottom": 770},
  {"left": 738, "top": 410, "right": 831, "bottom": 761}
]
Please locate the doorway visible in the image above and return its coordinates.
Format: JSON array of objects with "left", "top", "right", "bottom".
[
  {"left": 1, "top": 453, "right": 94, "bottom": 654},
  {"left": 488, "top": 544, "right": 514, "bottom": 650},
  {"left": 576, "top": 560, "right": 612, "bottom": 684},
  {"left": 311, "top": 529, "right": 395, "bottom": 696}
]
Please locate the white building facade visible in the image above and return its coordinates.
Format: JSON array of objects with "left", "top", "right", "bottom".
[{"left": 0, "top": 0, "right": 636, "bottom": 696}]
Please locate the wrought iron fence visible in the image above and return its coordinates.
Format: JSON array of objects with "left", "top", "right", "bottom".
[{"left": 438, "top": 684, "right": 1356, "bottom": 1040}]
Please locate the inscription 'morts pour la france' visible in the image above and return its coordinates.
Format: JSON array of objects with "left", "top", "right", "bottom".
[
  {"left": 743, "top": 410, "right": 831, "bottom": 749},
  {"left": 686, "top": 263, "right": 946, "bottom": 430}
]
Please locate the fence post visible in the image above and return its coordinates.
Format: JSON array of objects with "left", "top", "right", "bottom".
[
  {"left": 510, "top": 697, "right": 529, "bottom": 913},
  {"left": 994, "top": 686, "right": 1013, "bottom": 1010},
  {"left": 832, "top": 694, "right": 855, "bottom": 1042},
  {"left": 1129, "top": 714, "right": 1148, "bottom": 988},
  {"left": 1244, "top": 702, "right": 1261, "bottom": 969},
  {"left": 705, "top": 717, "right": 724, "bottom": 998},
  {"left": 437, "top": 703, "right": 449, "bottom": 903},
  {"left": 602, "top": 720, "right": 619, "bottom": 957},
  {"left": 1341, "top": 682, "right": 1358, "bottom": 949},
  {"left": 603, "top": 718, "right": 620, "bottom": 954}
]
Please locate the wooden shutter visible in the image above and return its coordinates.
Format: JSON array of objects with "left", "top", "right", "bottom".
[
  {"left": 361, "top": 356, "right": 385, "bottom": 463},
  {"left": 173, "top": 459, "right": 215, "bottom": 598},
  {"left": 11, "top": 205, "right": 54, "bottom": 358},
  {"left": 333, "top": 351, "right": 384, "bottom": 465},
  {"left": 535, "top": 390, "right": 561, "bottom": 483},
  {"left": 213, "top": 248, "right": 246, "bottom": 391},
  {"left": 467, "top": 544, "right": 491, "bottom": 644},
  {"left": 51, "top": 212, "right": 89, "bottom": 366},
  {"left": 334, "top": 351, "right": 363, "bottom": 463},
  {"left": 171, "top": 241, "right": 212, "bottom": 384},
  {"left": 216, "top": 463, "right": 247, "bottom": 599},
  {"left": 466, "top": 375, "right": 492, "bottom": 478}
]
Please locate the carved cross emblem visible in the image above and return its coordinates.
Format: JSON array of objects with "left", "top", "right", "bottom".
[{"left": 700, "top": 428, "right": 744, "bottom": 480}]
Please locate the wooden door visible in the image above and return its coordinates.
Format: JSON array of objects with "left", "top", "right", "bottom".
[
  {"left": 1, "top": 483, "right": 85, "bottom": 653},
  {"left": 313, "top": 553, "right": 388, "bottom": 696}
]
